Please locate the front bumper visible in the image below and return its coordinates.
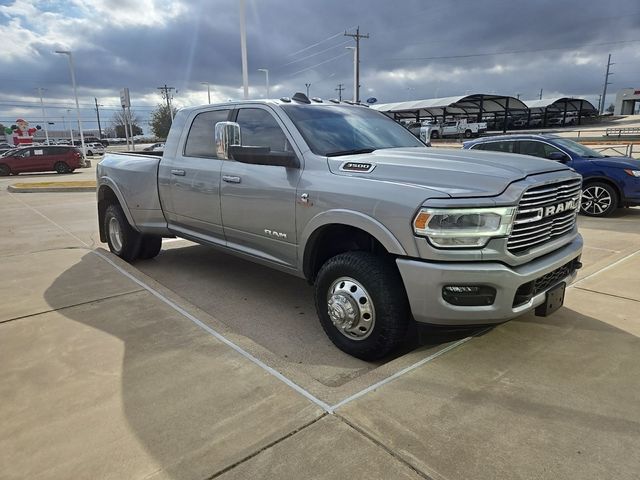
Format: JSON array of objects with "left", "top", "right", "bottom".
[{"left": 397, "top": 235, "right": 583, "bottom": 326}]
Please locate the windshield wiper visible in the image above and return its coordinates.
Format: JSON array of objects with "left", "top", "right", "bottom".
[{"left": 326, "top": 148, "right": 376, "bottom": 157}]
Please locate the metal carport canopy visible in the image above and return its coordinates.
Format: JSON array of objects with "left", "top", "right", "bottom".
[
  {"left": 371, "top": 94, "right": 529, "bottom": 119},
  {"left": 524, "top": 97, "right": 597, "bottom": 112}
]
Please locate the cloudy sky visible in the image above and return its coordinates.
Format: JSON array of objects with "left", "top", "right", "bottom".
[{"left": 1, "top": 0, "right": 639, "bottom": 135}]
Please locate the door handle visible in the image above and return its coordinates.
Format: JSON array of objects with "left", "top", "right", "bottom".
[
  {"left": 222, "top": 175, "right": 241, "bottom": 184},
  {"left": 171, "top": 169, "right": 186, "bottom": 176}
]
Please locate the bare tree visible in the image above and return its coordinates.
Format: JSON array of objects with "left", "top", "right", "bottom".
[{"left": 110, "top": 110, "right": 142, "bottom": 137}]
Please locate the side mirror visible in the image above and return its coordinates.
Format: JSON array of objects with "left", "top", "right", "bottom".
[
  {"left": 214, "top": 121, "right": 241, "bottom": 160},
  {"left": 228, "top": 146, "right": 299, "bottom": 168},
  {"left": 548, "top": 151, "right": 569, "bottom": 162}
]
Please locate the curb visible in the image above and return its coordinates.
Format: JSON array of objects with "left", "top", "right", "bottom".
[{"left": 7, "top": 183, "right": 97, "bottom": 193}]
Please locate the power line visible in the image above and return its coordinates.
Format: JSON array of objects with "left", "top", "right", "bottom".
[
  {"left": 278, "top": 39, "right": 352, "bottom": 68},
  {"left": 285, "top": 28, "right": 355, "bottom": 58},
  {"left": 288, "top": 51, "right": 350, "bottom": 77},
  {"left": 390, "top": 39, "right": 640, "bottom": 62}
]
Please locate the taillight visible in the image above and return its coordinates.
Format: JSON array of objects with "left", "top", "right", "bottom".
[{"left": 74, "top": 151, "right": 81, "bottom": 158}]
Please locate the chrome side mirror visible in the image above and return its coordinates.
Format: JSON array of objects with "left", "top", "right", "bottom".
[{"left": 215, "top": 121, "right": 241, "bottom": 160}]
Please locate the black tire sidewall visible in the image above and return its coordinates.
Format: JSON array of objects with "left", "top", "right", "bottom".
[
  {"left": 55, "top": 162, "right": 69, "bottom": 174},
  {"left": 314, "top": 251, "right": 409, "bottom": 360},
  {"left": 0, "top": 164, "right": 9, "bottom": 176},
  {"left": 581, "top": 182, "right": 618, "bottom": 217},
  {"left": 104, "top": 204, "right": 141, "bottom": 261}
]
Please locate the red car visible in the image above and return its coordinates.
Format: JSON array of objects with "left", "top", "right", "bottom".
[{"left": 0, "top": 146, "right": 84, "bottom": 176}]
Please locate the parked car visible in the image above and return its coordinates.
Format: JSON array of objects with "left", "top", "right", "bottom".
[
  {"left": 97, "top": 95, "right": 583, "bottom": 359},
  {"left": 0, "top": 145, "right": 84, "bottom": 175},
  {"left": 463, "top": 134, "right": 640, "bottom": 217},
  {"left": 440, "top": 119, "right": 487, "bottom": 138},
  {"left": 85, "top": 142, "right": 105, "bottom": 156}
]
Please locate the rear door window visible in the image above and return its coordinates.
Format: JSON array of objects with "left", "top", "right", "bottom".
[
  {"left": 476, "top": 141, "right": 515, "bottom": 153},
  {"left": 184, "top": 110, "right": 231, "bottom": 158}
]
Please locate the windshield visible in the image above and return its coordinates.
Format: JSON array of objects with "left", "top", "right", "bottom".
[
  {"left": 553, "top": 138, "right": 605, "bottom": 158},
  {"left": 281, "top": 104, "right": 425, "bottom": 156}
]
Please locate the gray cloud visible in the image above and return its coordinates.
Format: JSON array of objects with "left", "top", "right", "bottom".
[{"left": 1, "top": 0, "right": 638, "bottom": 133}]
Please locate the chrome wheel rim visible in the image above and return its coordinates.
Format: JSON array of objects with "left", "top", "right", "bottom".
[
  {"left": 581, "top": 186, "right": 612, "bottom": 215},
  {"left": 108, "top": 216, "right": 123, "bottom": 252},
  {"left": 327, "top": 277, "right": 375, "bottom": 341}
]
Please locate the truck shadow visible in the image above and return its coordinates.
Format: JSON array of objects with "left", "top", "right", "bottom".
[{"left": 133, "top": 243, "right": 478, "bottom": 379}]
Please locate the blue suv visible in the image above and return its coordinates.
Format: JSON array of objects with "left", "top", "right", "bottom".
[{"left": 463, "top": 134, "right": 640, "bottom": 217}]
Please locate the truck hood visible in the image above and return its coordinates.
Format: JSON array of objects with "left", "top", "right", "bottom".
[
  {"left": 591, "top": 156, "right": 640, "bottom": 170},
  {"left": 328, "top": 147, "right": 570, "bottom": 197}
]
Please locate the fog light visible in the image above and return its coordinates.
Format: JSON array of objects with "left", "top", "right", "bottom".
[{"left": 442, "top": 285, "right": 496, "bottom": 306}]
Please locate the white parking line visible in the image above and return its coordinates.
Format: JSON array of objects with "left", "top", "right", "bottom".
[
  {"left": 329, "top": 336, "right": 473, "bottom": 411},
  {"left": 572, "top": 248, "right": 640, "bottom": 286}
]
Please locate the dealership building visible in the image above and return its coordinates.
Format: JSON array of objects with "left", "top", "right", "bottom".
[{"left": 614, "top": 88, "right": 640, "bottom": 115}]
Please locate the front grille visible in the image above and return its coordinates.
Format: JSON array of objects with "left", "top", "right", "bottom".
[
  {"left": 512, "top": 258, "right": 580, "bottom": 307},
  {"left": 508, "top": 178, "right": 582, "bottom": 254}
]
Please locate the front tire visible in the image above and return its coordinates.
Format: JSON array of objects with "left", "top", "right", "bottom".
[
  {"left": 54, "top": 161, "right": 71, "bottom": 174},
  {"left": 314, "top": 251, "right": 409, "bottom": 360},
  {"left": 581, "top": 182, "right": 618, "bottom": 217},
  {"left": 104, "top": 204, "right": 141, "bottom": 261},
  {"left": 464, "top": 129, "right": 472, "bottom": 138},
  {"left": 0, "top": 164, "right": 10, "bottom": 176}
]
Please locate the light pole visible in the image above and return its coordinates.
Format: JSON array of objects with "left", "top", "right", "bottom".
[
  {"left": 200, "top": 82, "right": 211, "bottom": 104},
  {"left": 66, "top": 109, "right": 74, "bottom": 145},
  {"left": 55, "top": 50, "right": 85, "bottom": 155},
  {"left": 346, "top": 46, "right": 356, "bottom": 102},
  {"left": 258, "top": 69, "right": 269, "bottom": 97},
  {"left": 239, "top": 0, "right": 249, "bottom": 99},
  {"left": 35, "top": 88, "right": 50, "bottom": 144},
  {"left": 305, "top": 83, "right": 311, "bottom": 97}
]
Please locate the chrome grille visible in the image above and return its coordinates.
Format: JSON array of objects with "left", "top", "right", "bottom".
[{"left": 508, "top": 178, "right": 582, "bottom": 254}]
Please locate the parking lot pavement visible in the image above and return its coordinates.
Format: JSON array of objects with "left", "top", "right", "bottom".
[
  {"left": 0, "top": 251, "right": 322, "bottom": 479},
  {"left": 337, "top": 307, "right": 640, "bottom": 480},
  {"left": 1, "top": 188, "right": 639, "bottom": 479}
]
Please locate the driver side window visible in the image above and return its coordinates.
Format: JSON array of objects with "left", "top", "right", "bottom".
[{"left": 236, "top": 108, "right": 292, "bottom": 153}]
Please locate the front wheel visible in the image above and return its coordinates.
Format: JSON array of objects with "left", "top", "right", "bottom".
[
  {"left": 104, "top": 204, "right": 141, "bottom": 261},
  {"left": 314, "top": 251, "right": 410, "bottom": 360},
  {"left": 464, "top": 129, "right": 472, "bottom": 138},
  {"left": 0, "top": 164, "right": 10, "bottom": 176},
  {"left": 581, "top": 182, "right": 618, "bottom": 217}
]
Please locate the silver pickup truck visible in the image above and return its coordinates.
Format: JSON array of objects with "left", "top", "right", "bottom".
[{"left": 97, "top": 93, "right": 583, "bottom": 360}]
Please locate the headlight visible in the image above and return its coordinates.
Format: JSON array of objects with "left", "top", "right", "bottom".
[
  {"left": 624, "top": 169, "right": 640, "bottom": 177},
  {"left": 413, "top": 207, "right": 516, "bottom": 248}
]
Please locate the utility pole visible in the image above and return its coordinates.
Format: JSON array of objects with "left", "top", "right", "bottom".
[
  {"left": 539, "top": 89, "right": 543, "bottom": 100},
  {"left": 35, "top": 88, "right": 49, "bottom": 144},
  {"left": 305, "top": 83, "right": 311, "bottom": 97},
  {"left": 600, "top": 53, "right": 614, "bottom": 114},
  {"left": 344, "top": 26, "right": 369, "bottom": 103},
  {"left": 335, "top": 83, "right": 344, "bottom": 101},
  {"left": 94, "top": 97, "right": 103, "bottom": 139},
  {"left": 157, "top": 84, "right": 176, "bottom": 123},
  {"left": 597, "top": 94, "right": 602, "bottom": 112}
]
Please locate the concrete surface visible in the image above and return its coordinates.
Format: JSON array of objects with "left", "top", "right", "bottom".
[{"left": 1, "top": 183, "right": 639, "bottom": 479}]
